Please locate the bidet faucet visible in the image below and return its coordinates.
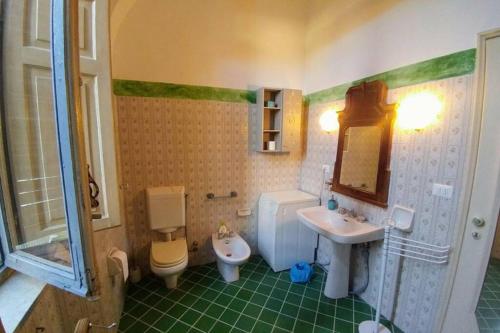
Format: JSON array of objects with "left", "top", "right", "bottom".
[{"left": 217, "top": 224, "right": 234, "bottom": 239}]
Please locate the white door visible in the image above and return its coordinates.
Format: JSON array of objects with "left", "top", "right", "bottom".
[
  {"left": 4, "top": 0, "right": 120, "bottom": 232},
  {"left": 440, "top": 31, "right": 500, "bottom": 333}
]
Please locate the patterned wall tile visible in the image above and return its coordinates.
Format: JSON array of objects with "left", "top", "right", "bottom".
[
  {"left": 300, "top": 75, "right": 473, "bottom": 333},
  {"left": 116, "top": 91, "right": 303, "bottom": 272}
]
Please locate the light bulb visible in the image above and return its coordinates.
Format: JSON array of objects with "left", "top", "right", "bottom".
[
  {"left": 396, "top": 92, "right": 442, "bottom": 130},
  {"left": 319, "top": 110, "right": 339, "bottom": 132}
]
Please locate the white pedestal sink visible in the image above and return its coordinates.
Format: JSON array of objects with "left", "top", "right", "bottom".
[{"left": 297, "top": 206, "right": 384, "bottom": 299}]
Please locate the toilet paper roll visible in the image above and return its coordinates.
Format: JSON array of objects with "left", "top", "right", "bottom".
[{"left": 110, "top": 249, "right": 129, "bottom": 282}]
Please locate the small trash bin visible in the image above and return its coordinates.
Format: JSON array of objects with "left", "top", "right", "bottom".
[{"left": 290, "top": 262, "right": 313, "bottom": 283}]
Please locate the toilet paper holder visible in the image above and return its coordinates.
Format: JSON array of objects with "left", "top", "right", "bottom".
[{"left": 107, "top": 247, "right": 125, "bottom": 277}]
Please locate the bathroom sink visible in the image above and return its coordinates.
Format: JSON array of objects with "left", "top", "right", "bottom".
[
  {"left": 297, "top": 206, "right": 384, "bottom": 299},
  {"left": 296, "top": 206, "right": 384, "bottom": 244}
]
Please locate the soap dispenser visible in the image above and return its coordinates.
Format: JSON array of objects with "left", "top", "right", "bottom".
[{"left": 327, "top": 194, "right": 338, "bottom": 210}]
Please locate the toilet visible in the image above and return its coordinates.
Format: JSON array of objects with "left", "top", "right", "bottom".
[
  {"left": 212, "top": 232, "right": 251, "bottom": 282},
  {"left": 146, "top": 186, "right": 188, "bottom": 288}
]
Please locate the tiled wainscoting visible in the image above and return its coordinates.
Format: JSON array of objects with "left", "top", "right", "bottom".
[
  {"left": 301, "top": 74, "right": 474, "bottom": 332},
  {"left": 116, "top": 91, "right": 303, "bottom": 272},
  {"left": 119, "top": 256, "right": 402, "bottom": 333}
]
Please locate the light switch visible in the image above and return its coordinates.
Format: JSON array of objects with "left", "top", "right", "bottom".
[{"left": 432, "top": 183, "right": 453, "bottom": 199}]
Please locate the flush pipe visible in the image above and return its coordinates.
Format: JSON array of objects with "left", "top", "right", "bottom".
[
  {"left": 350, "top": 243, "right": 370, "bottom": 295},
  {"left": 318, "top": 166, "right": 328, "bottom": 206}
]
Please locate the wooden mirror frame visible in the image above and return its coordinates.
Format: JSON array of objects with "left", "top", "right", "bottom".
[{"left": 331, "top": 80, "right": 395, "bottom": 208}]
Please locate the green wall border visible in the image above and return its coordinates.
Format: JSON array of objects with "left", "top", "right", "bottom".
[
  {"left": 304, "top": 48, "right": 476, "bottom": 106},
  {"left": 112, "top": 48, "right": 475, "bottom": 105},
  {"left": 113, "top": 80, "right": 256, "bottom": 103}
]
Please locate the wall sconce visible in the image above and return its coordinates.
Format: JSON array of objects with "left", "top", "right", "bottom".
[
  {"left": 319, "top": 109, "right": 339, "bottom": 133},
  {"left": 396, "top": 91, "right": 443, "bottom": 130}
]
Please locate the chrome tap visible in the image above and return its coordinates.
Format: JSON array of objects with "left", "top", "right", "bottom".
[
  {"left": 338, "top": 207, "right": 357, "bottom": 218},
  {"left": 217, "top": 223, "right": 234, "bottom": 239}
]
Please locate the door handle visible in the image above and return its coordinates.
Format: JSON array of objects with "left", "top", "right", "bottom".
[{"left": 472, "top": 217, "right": 486, "bottom": 227}]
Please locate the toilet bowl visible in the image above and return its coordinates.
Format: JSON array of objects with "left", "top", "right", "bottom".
[
  {"left": 212, "top": 233, "right": 251, "bottom": 282},
  {"left": 150, "top": 238, "right": 188, "bottom": 288}
]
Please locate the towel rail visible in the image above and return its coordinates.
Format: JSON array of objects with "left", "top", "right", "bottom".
[{"left": 206, "top": 191, "right": 237, "bottom": 200}]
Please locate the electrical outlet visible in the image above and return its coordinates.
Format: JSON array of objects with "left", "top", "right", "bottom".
[
  {"left": 322, "top": 164, "right": 330, "bottom": 173},
  {"left": 432, "top": 183, "right": 453, "bottom": 199}
]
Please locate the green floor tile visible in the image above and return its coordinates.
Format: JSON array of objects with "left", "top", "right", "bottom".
[
  {"left": 313, "top": 325, "right": 332, "bottom": 333},
  {"left": 281, "top": 303, "right": 299, "bottom": 317},
  {"left": 191, "top": 297, "right": 211, "bottom": 313},
  {"left": 302, "top": 297, "right": 319, "bottom": 311},
  {"left": 294, "top": 320, "right": 314, "bottom": 333},
  {"left": 229, "top": 298, "right": 247, "bottom": 312},
  {"left": 206, "top": 303, "right": 225, "bottom": 318},
  {"left": 266, "top": 298, "right": 283, "bottom": 312},
  {"left": 298, "top": 308, "right": 316, "bottom": 323},
  {"left": 128, "top": 303, "right": 150, "bottom": 318},
  {"left": 276, "top": 315, "right": 295, "bottom": 331},
  {"left": 201, "top": 288, "right": 219, "bottom": 300},
  {"left": 235, "top": 314, "right": 255, "bottom": 331},
  {"left": 153, "top": 315, "right": 176, "bottom": 331},
  {"left": 250, "top": 293, "right": 268, "bottom": 306},
  {"left": 194, "top": 315, "right": 216, "bottom": 331},
  {"left": 285, "top": 293, "right": 302, "bottom": 305},
  {"left": 255, "top": 284, "right": 273, "bottom": 295},
  {"left": 237, "top": 289, "right": 253, "bottom": 301},
  {"left": 335, "top": 306, "right": 353, "bottom": 321},
  {"left": 243, "top": 303, "right": 262, "bottom": 318},
  {"left": 167, "top": 289, "right": 184, "bottom": 302},
  {"left": 354, "top": 311, "right": 372, "bottom": 324},
  {"left": 223, "top": 284, "right": 240, "bottom": 296},
  {"left": 316, "top": 313, "right": 334, "bottom": 329},
  {"left": 155, "top": 299, "right": 174, "bottom": 312},
  {"left": 167, "top": 303, "right": 189, "bottom": 318},
  {"left": 270, "top": 288, "right": 287, "bottom": 299},
  {"left": 210, "top": 320, "right": 232, "bottom": 333},
  {"left": 179, "top": 294, "right": 198, "bottom": 307},
  {"left": 118, "top": 314, "right": 135, "bottom": 331},
  {"left": 220, "top": 308, "right": 240, "bottom": 324},
  {"left": 127, "top": 320, "right": 150, "bottom": 333},
  {"left": 167, "top": 321, "right": 190, "bottom": 333},
  {"left": 119, "top": 256, "right": 401, "bottom": 333},
  {"left": 179, "top": 309, "right": 200, "bottom": 325},
  {"left": 259, "top": 309, "right": 278, "bottom": 325},
  {"left": 334, "top": 319, "right": 354, "bottom": 333},
  {"left": 252, "top": 321, "right": 273, "bottom": 333},
  {"left": 273, "top": 327, "right": 289, "bottom": 333},
  {"left": 141, "top": 308, "right": 163, "bottom": 325}
]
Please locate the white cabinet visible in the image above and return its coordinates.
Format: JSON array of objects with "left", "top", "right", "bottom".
[{"left": 258, "top": 190, "right": 319, "bottom": 272}]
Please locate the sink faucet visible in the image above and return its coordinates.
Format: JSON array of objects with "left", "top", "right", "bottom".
[{"left": 338, "top": 207, "right": 356, "bottom": 218}]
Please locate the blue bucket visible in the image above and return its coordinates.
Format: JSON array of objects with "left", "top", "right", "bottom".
[{"left": 290, "top": 262, "right": 313, "bottom": 283}]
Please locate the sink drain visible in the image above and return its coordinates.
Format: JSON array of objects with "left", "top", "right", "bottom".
[{"left": 226, "top": 253, "right": 232, "bottom": 257}]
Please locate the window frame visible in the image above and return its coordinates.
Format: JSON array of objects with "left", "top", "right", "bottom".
[{"left": 0, "top": 0, "right": 97, "bottom": 297}]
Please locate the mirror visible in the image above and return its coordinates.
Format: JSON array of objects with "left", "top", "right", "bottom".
[
  {"left": 339, "top": 126, "right": 382, "bottom": 193},
  {"left": 331, "top": 81, "right": 395, "bottom": 207}
]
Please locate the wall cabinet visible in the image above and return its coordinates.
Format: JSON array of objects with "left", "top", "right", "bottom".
[{"left": 254, "top": 88, "right": 302, "bottom": 154}]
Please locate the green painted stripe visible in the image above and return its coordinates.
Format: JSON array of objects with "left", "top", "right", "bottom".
[
  {"left": 304, "top": 48, "right": 476, "bottom": 106},
  {"left": 113, "top": 49, "right": 475, "bottom": 105},
  {"left": 113, "top": 79, "right": 256, "bottom": 103}
]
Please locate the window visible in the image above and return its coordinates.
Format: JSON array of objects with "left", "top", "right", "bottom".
[{"left": 0, "top": 0, "right": 97, "bottom": 297}]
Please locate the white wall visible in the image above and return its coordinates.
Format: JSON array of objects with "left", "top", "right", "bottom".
[
  {"left": 110, "top": 0, "right": 307, "bottom": 90},
  {"left": 304, "top": 0, "right": 500, "bottom": 94}
]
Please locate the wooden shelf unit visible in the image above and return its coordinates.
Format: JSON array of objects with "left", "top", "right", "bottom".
[{"left": 256, "top": 88, "right": 285, "bottom": 152}]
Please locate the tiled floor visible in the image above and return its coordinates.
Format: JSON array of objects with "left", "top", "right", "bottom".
[
  {"left": 119, "top": 256, "right": 402, "bottom": 333},
  {"left": 477, "top": 258, "right": 500, "bottom": 332}
]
